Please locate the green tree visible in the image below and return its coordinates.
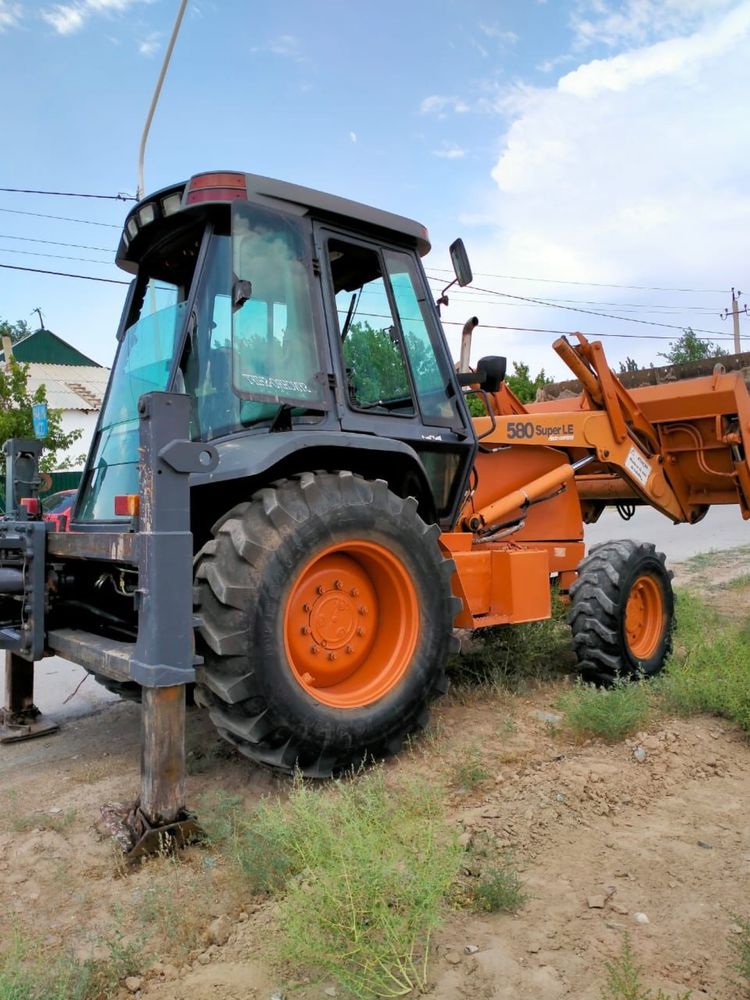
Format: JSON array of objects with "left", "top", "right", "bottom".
[
  {"left": 658, "top": 327, "right": 728, "bottom": 364},
  {"left": 0, "top": 319, "right": 32, "bottom": 344},
  {"left": 618, "top": 356, "right": 640, "bottom": 373},
  {"left": 343, "top": 321, "right": 436, "bottom": 403},
  {"left": 505, "top": 361, "right": 552, "bottom": 403},
  {"left": 0, "top": 359, "right": 83, "bottom": 471}
]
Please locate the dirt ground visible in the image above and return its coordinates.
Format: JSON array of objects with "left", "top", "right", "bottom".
[{"left": 2, "top": 549, "right": 750, "bottom": 1000}]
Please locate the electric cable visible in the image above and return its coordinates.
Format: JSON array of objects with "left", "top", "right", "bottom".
[
  {"left": 0, "top": 208, "right": 120, "bottom": 228},
  {"left": 0, "top": 263, "right": 128, "bottom": 285},
  {"left": 0, "top": 187, "right": 136, "bottom": 201}
]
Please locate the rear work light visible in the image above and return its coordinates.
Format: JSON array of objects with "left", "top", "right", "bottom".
[
  {"left": 185, "top": 171, "right": 247, "bottom": 204},
  {"left": 114, "top": 495, "right": 140, "bottom": 517},
  {"left": 19, "top": 497, "right": 40, "bottom": 516}
]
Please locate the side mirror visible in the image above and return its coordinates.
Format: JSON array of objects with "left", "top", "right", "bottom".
[
  {"left": 477, "top": 356, "right": 506, "bottom": 393},
  {"left": 449, "top": 239, "right": 473, "bottom": 288}
]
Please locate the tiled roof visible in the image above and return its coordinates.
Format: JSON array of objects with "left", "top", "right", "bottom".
[{"left": 25, "top": 364, "right": 111, "bottom": 411}]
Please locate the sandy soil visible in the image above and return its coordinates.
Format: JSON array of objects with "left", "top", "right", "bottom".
[{"left": 1, "top": 553, "right": 749, "bottom": 999}]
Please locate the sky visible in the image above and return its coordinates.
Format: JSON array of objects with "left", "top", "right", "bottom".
[{"left": 1, "top": 0, "right": 749, "bottom": 378}]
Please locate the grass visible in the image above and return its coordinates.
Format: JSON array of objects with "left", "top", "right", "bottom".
[
  {"left": 449, "top": 595, "right": 573, "bottom": 693},
  {"left": 656, "top": 590, "right": 750, "bottom": 732},
  {"left": 206, "top": 770, "right": 463, "bottom": 998},
  {"left": 602, "top": 934, "right": 691, "bottom": 1000},
  {"left": 729, "top": 913, "right": 750, "bottom": 996},
  {"left": 0, "top": 792, "right": 77, "bottom": 835},
  {"left": 473, "top": 861, "right": 527, "bottom": 913},
  {"left": 557, "top": 678, "right": 652, "bottom": 743},
  {"left": 553, "top": 586, "right": 750, "bottom": 743},
  {"left": 0, "top": 927, "right": 141, "bottom": 1000},
  {"left": 451, "top": 745, "right": 490, "bottom": 791}
]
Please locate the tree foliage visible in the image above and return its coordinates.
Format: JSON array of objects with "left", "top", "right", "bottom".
[
  {"left": 0, "top": 359, "right": 83, "bottom": 471},
  {"left": 618, "top": 356, "right": 640, "bottom": 373},
  {"left": 343, "top": 321, "right": 436, "bottom": 403},
  {"left": 505, "top": 361, "right": 552, "bottom": 403},
  {"left": 0, "top": 319, "right": 32, "bottom": 344},
  {"left": 658, "top": 327, "right": 728, "bottom": 364}
]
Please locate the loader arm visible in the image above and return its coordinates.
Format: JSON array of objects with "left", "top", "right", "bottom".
[{"left": 467, "top": 333, "right": 750, "bottom": 531}]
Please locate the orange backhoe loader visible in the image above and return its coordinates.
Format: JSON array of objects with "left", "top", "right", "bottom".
[{"left": 0, "top": 170, "right": 747, "bottom": 852}]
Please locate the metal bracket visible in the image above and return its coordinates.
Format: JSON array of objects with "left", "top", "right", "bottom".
[
  {"left": 99, "top": 800, "right": 203, "bottom": 863},
  {"left": 0, "top": 705, "right": 59, "bottom": 743}
]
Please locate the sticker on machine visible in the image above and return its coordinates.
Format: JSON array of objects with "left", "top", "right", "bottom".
[{"left": 624, "top": 446, "right": 652, "bottom": 488}]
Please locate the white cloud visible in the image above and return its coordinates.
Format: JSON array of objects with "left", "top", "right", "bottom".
[
  {"left": 41, "top": 0, "right": 147, "bottom": 35},
  {"left": 479, "top": 22, "right": 518, "bottom": 45},
  {"left": 561, "top": 1, "right": 750, "bottom": 96},
  {"left": 349, "top": 131, "right": 357, "bottom": 144},
  {"left": 433, "top": 143, "right": 466, "bottom": 160},
  {"left": 448, "top": 1, "right": 750, "bottom": 375},
  {"left": 138, "top": 31, "right": 161, "bottom": 56},
  {"left": 570, "top": 0, "right": 737, "bottom": 49},
  {"left": 419, "top": 94, "right": 470, "bottom": 117},
  {"left": 0, "top": 1, "right": 21, "bottom": 32}
]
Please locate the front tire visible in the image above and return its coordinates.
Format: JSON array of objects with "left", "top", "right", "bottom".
[
  {"left": 568, "top": 539, "right": 674, "bottom": 684},
  {"left": 193, "top": 471, "right": 459, "bottom": 776}
]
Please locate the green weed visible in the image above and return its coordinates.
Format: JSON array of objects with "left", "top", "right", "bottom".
[
  {"left": 657, "top": 590, "right": 750, "bottom": 731},
  {"left": 212, "top": 771, "right": 462, "bottom": 998},
  {"left": 557, "top": 678, "right": 651, "bottom": 742},
  {"left": 0, "top": 927, "right": 140, "bottom": 1000},
  {"left": 473, "top": 860, "right": 527, "bottom": 914},
  {"left": 449, "top": 598, "right": 573, "bottom": 693},
  {"left": 602, "top": 934, "right": 691, "bottom": 1000},
  {"left": 451, "top": 745, "right": 490, "bottom": 791},
  {"left": 728, "top": 913, "right": 750, "bottom": 995}
]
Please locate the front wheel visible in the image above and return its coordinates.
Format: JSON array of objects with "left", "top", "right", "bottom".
[
  {"left": 193, "top": 471, "right": 459, "bottom": 776},
  {"left": 568, "top": 539, "right": 674, "bottom": 684}
]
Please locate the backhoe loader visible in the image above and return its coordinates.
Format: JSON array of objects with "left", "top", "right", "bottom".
[{"left": 1, "top": 170, "right": 747, "bottom": 851}]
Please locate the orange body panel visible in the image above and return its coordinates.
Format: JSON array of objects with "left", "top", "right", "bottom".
[{"left": 440, "top": 536, "right": 552, "bottom": 628}]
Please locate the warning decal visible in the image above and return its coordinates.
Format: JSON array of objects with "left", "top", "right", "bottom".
[{"left": 624, "top": 446, "right": 652, "bottom": 488}]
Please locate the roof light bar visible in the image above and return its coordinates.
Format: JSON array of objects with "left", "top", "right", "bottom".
[{"left": 185, "top": 171, "right": 247, "bottom": 205}]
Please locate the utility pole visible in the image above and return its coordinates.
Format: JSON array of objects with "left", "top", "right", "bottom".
[
  {"left": 721, "top": 288, "right": 749, "bottom": 354},
  {"left": 137, "top": 0, "right": 189, "bottom": 199}
]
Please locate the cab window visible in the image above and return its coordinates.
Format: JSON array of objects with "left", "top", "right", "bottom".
[{"left": 328, "top": 239, "right": 415, "bottom": 416}]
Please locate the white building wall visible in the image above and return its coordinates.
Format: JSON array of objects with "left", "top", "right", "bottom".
[{"left": 56, "top": 410, "right": 99, "bottom": 470}]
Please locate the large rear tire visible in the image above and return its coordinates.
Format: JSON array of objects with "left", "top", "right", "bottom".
[
  {"left": 568, "top": 539, "right": 674, "bottom": 685},
  {"left": 193, "top": 471, "right": 459, "bottom": 776}
]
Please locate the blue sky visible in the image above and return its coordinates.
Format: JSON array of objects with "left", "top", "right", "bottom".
[{"left": 1, "top": 0, "right": 749, "bottom": 377}]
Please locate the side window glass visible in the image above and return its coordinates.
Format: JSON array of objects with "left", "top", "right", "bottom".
[
  {"left": 231, "top": 203, "right": 324, "bottom": 407},
  {"left": 328, "top": 239, "right": 415, "bottom": 416},
  {"left": 383, "top": 250, "right": 456, "bottom": 423}
]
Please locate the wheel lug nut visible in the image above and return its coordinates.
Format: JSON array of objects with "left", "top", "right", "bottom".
[
  {"left": 334, "top": 579, "right": 343, "bottom": 590},
  {"left": 358, "top": 606, "right": 367, "bottom": 616},
  {"left": 310, "top": 645, "right": 319, "bottom": 655},
  {"left": 345, "top": 645, "right": 353, "bottom": 654},
  {"left": 356, "top": 627, "right": 365, "bottom": 637},
  {"left": 327, "top": 652, "right": 337, "bottom": 661},
  {"left": 350, "top": 587, "right": 359, "bottom": 597},
  {"left": 300, "top": 626, "right": 310, "bottom": 635},
  {"left": 316, "top": 585, "right": 325, "bottom": 596},
  {"left": 303, "top": 603, "right": 311, "bottom": 613}
]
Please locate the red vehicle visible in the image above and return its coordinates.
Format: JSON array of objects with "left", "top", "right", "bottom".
[{"left": 41, "top": 489, "right": 76, "bottom": 532}]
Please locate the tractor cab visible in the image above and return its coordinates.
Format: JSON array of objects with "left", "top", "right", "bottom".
[{"left": 75, "top": 171, "right": 477, "bottom": 530}]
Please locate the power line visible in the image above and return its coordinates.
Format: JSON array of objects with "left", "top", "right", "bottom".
[
  {"left": 424, "top": 281, "right": 722, "bottom": 314},
  {"left": 0, "top": 233, "right": 113, "bottom": 252},
  {"left": 451, "top": 283, "right": 730, "bottom": 337},
  {"left": 0, "top": 247, "right": 114, "bottom": 265},
  {"left": 438, "top": 318, "right": 736, "bottom": 343},
  {"left": 0, "top": 263, "right": 128, "bottom": 285},
  {"left": 0, "top": 208, "right": 121, "bottom": 228},
  {"left": 0, "top": 187, "right": 136, "bottom": 201},
  {"left": 427, "top": 265, "right": 727, "bottom": 295}
]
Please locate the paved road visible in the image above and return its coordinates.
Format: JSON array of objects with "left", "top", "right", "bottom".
[
  {"left": 4, "top": 505, "right": 748, "bottom": 730},
  {"left": 585, "top": 503, "right": 749, "bottom": 563}
]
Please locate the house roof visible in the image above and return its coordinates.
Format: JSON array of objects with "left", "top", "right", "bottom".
[
  {"left": 0, "top": 329, "right": 103, "bottom": 367},
  {"left": 25, "top": 364, "right": 111, "bottom": 411}
]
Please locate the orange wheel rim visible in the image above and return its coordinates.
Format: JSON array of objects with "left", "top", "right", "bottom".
[
  {"left": 284, "top": 541, "right": 420, "bottom": 709},
  {"left": 625, "top": 574, "right": 664, "bottom": 660}
]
